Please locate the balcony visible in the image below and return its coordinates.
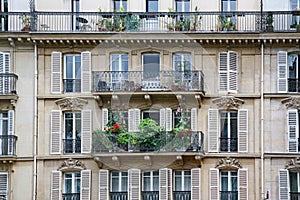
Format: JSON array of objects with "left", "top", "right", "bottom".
[
  {"left": 220, "top": 191, "right": 238, "bottom": 200},
  {"left": 0, "top": 73, "right": 18, "bottom": 95},
  {"left": 142, "top": 191, "right": 159, "bottom": 200},
  {"left": 0, "top": 135, "right": 17, "bottom": 156},
  {"left": 290, "top": 192, "right": 300, "bottom": 200},
  {"left": 93, "top": 131, "right": 204, "bottom": 153},
  {"left": 173, "top": 191, "right": 191, "bottom": 200},
  {"left": 93, "top": 71, "right": 204, "bottom": 93},
  {"left": 110, "top": 192, "right": 127, "bottom": 200},
  {"left": 1, "top": 11, "right": 300, "bottom": 33},
  {"left": 63, "top": 139, "right": 81, "bottom": 154},
  {"left": 220, "top": 137, "right": 238, "bottom": 152},
  {"left": 63, "top": 79, "right": 81, "bottom": 93},
  {"left": 62, "top": 193, "right": 80, "bottom": 200}
]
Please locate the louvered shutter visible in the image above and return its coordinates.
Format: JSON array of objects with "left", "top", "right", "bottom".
[
  {"left": 209, "top": 168, "right": 219, "bottom": 200},
  {"left": 81, "top": 110, "right": 92, "bottom": 153},
  {"left": 128, "top": 169, "right": 141, "bottom": 200},
  {"left": 81, "top": 170, "right": 91, "bottom": 200},
  {"left": 51, "top": 52, "right": 62, "bottom": 94},
  {"left": 8, "top": 110, "right": 14, "bottom": 155},
  {"left": 99, "top": 169, "right": 109, "bottom": 200},
  {"left": 288, "top": 109, "right": 299, "bottom": 152},
  {"left": 191, "top": 108, "right": 198, "bottom": 131},
  {"left": 50, "top": 171, "right": 61, "bottom": 200},
  {"left": 208, "top": 109, "right": 219, "bottom": 152},
  {"left": 0, "top": 53, "right": 3, "bottom": 94},
  {"left": 191, "top": 168, "right": 201, "bottom": 200},
  {"left": 228, "top": 51, "right": 238, "bottom": 93},
  {"left": 238, "top": 168, "right": 248, "bottom": 200},
  {"left": 165, "top": 108, "right": 172, "bottom": 132},
  {"left": 0, "top": 172, "right": 8, "bottom": 199},
  {"left": 219, "top": 52, "right": 228, "bottom": 92},
  {"left": 0, "top": 52, "right": 10, "bottom": 94},
  {"left": 277, "top": 51, "right": 288, "bottom": 93},
  {"left": 128, "top": 109, "right": 135, "bottom": 132},
  {"left": 81, "top": 51, "right": 91, "bottom": 93},
  {"left": 279, "top": 169, "right": 289, "bottom": 200},
  {"left": 50, "top": 110, "right": 61, "bottom": 154},
  {"left": 238, "top": 109, "right": 248, "bottom": 152},
  {"left": 159, "top": 168, "right": 172, "bottom": 200},
  {"left": 134, "top": 109, "right": 140, "bottom": 132},
  {"left": 160, "top": 108, "right": 166, "bottom": 127},
  {"left": 102, "top": 108, "right": 108, "bottom": 131}
]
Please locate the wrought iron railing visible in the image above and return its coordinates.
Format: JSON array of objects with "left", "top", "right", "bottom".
[
  {"left": 110, "top": 192, "right": 127, "bottom": 200},
  {"left": 2, "top": 11, "right": 300, "bottom": 33},
  {"left": 63, "top": 79, "right": 81, "bottom": 93},
  {"left": 0, "top": 73, "right": 18, "bottom": 95},
  {"left": 173, "top": 191, "right": 191, "bottom": 200},
  {"left": 62, "top": 193, "right": 80, "bottom": 200},
  {"left": 93, "top": 71, "right": 204, "bottom": 92},
  {"left": 142, "top": 191, "right": 159, "bottom": 200},
  {"left": 63, "top": 139, "right": 81, "bottom": 154},
  {"left": 290, "top": 192, "right": 300, "bottom": 200},
  {"left": 220, "top": 191, "right": 238, "bottom": 200},
  {"left": 220, "top": 137, "right": 238, "bottom": 152},
  {"left": 0, "top": 135, "right": 17, "bottom": 156}
]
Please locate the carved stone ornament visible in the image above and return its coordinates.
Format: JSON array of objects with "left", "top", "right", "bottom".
[
  {"left": 212, "top": 96, "right": 244, "bottom": 109},
  {"left": 57, "top": 158, "right": 86, "bottom": 172},
  {"left": 286, "top": 157, "right": 300, "bottom": 172},
  {"left": 215, "top": 157, "right": 242, "bottom": 169},
  {"left": 55, "top": 97, "right": 88, "bottom": 111},
  {"left": 282, "top": 97, "right": 300, "bottom": 110}
]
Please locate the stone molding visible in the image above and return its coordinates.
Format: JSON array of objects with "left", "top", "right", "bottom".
[
  {"left": 212, "top": 96, "right": 244, "bottom": 109},
  {"left": 215, "top": 157, "right": 242, "bottom": 169},
  {"left": 58, "top": 158, "right": 86, "bottom": 172},
  {"left": 55, "top": 97, "right": 88, "bottom": 111},
  {"left": 282, "top": 97, "right": 300, "bottom": 110},
  {"left": 286, "top": 157, "right": 300, "bottom": 171}
]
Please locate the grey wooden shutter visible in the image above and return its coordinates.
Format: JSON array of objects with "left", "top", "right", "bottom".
[
  {"left": 8, "top": 110, "right": 14, "bottom": 155},
  {"left": 238, "top": 168, "right": 248, "bottom": 200},
  {"left": 81, "top": 51, "right": 91, "bottom": 93},
  {"left": 0, "top": 172, "right": 8, "bottom": 199},
  {"left": 191, "top": 168, "right": 201, "bottom": 200},
  {"left": 159, "top": 168, "right": 172, "bottom": 200},
  {"left": 209, "top": 168, "right": 219, "bottom": 200},
  {"left": 279, "top": 169, "right": 289, "bottom": 200},
  {"left": 99, "top": 169, "right": 109, "bottom": 200},
  {"left": 102, "top": 108, "right": 108, "bottom": 131},
  {"left": 228, "top": 51, "right": 238, "bottom": 93},
  {"left": 208, "top": 109, "right": 219, "bottom": 152},
  {"left": 160, "top": 108, "right": 166, "bottom": 128},
  {"left": 81, "top": 170, "right": 91, "bottom": 200},
  {"left": 288, "top": 109, "right": 298, "bottom": 152},
  {"left": 165, "top": 108, "right": 172, "bottom": 132},
  {"left": 50, "top": 171, "right": 61, "bottom": 200},
  {"left": 51, "top": 52, "right": 62, "bottom": 94},
  {"left": 50, "top": 110, "right": 61, "bottom": 154},
  {"left": 277, "top": 51, "right": 288, "bottom": 93},
  {"left": 238, "top": 109, "right": 248, "bottom": 152},
  {"left": 81, "top": 110, "right": 92, "bottom": 153},
  {"left": 219, "top": 52, "right": 228, "bottom": 92},
  {"left": 191, "top": 108, "right": 198, "bottom": 131},
  {"left": 128, "top": 169, "right": 141, "bottom": 200},
  {"left": 0, "top": 52, "right": 10, "bottom": 94}
]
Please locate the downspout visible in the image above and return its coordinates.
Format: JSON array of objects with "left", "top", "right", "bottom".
[
  {"left": 260, "top": 42, "right": 265, "bottom": 200},
  {"left": 33, "top": 44, "right": 38, "bottom": 200}
]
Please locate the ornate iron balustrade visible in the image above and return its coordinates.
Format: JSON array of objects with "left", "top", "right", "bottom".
[
  {"left": 62, "top": 193, "right": 80, "bottom": 200},
  {"left": 110, "top": 192, "right": 127, "bottom": 200},
  {"left": 0, "top": 135, "right": 17, "bottom": 156},
  {"left": 173, "top": 191, "right": 191, "bottom": 200},
  {"left": 63, "top": 139, "right": 81, "bottom": 154},
  {"left": 220, "top": 137, "right": 238, "bottom": 152},
  {"left": 63, "top": 79, "right": 81, "bottom": 93},
  {"left": 220, "top": 191, "right": 238, "bottom": 200},
  {"left": 93, "top": 71, "right": 204, "bottom": 92},
  {"left": 2, "top": 11, "right": 300, "bottom": 33},
  {"left": 0, "top": 73, "right": 18, "bottom": 95},
  {"left": 290, "top": 192, "right": 300, "bottom": 200},
  {"left": 142, "top": 191, "right": 159, "bottom": 200}
]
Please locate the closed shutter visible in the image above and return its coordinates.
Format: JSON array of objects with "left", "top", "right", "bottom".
[
  {"left": 208, "top": 109, "right": 219, "bottom": 152},
  {"left": 7, "top": 110, "right": 14, "bottom": 155},
  {"left": 81, "top": 170, "right": 91, "bottom": 200},
  {"left": 0, "top": 53, "right": 3, "bottom": 93},
  {"left": 238, "top": 168, "right": 248, "bottom": 200},
  {"left": 50, "top": 171, "right": 61, "bottom": 200},
  {"left": 165, "top": 108, "right": 172, "bottom": 132},
  {"left": 288, "top": 109, "right": 298, "bottom": 152},
  {"left": 209, "top": 168, "right": 219, "bottom": 200},
  {"left": 238, "top": 109, "right": 248, "bottom": 152},
  {"left": 191, "top": 108, "right": 198, "bottom": 131},
  {"left": 102, "top": 108, "right": 108, "bottom": 131},
  {"left": 279, "top": 169, "right": 289, "bottom": 200},
  {"left": 160, "top": 108, "right": 166, "bottom": 128},
  {"left": 81, "top": 110, "right": 92, "bottom": 153},
  {"left": 159, "top": 168, "right": 172, "bottom": 200},
  {"left": 81, "top": 51, "right": 91, "bottom": 93},
  {"left": 51, "top": 52, "right": 62, "bottom": 94},
  {"left": 191, "top": 168, "right": 201, "bottom": 200},
  {"left": 50, "top": 110, "right": 61, "bottom": 154},
  {"left": 277, "top": 51, "right": 288, "bottom": 93},
  {"left": 128, "top": 169, "right": 141, "bottom": 200},
  {"left": 228, "top": 51, "right": 238, "bottom": 93},
  {"left": 219, "top": 52, "right": 228, "bottom": 92},
  {"left": 99, "top": 169, "right": 109, "bottom": 200},
  {"left": 0, "top": 172, "right": 8, "bottom": 199},
  {"left": 0, "top": 52, "right": 10, "bottom": 94}
]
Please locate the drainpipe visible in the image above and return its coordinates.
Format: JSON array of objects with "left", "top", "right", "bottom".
[
  {"left": 33, "top": 44, "right": 38, "bottom": 200},
  {"left": 260, "top": 42, "right": 265, "bottom": 200}
]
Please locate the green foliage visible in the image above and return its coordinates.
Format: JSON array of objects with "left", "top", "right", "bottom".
[
  {"left": 117, "top": 132, "right": 138, "bottom": 145},
  {"left": 92, "top": 129, "right": 113, "bottom": 150},
  {"left": 124, "top": 13, "right": 141, "bottom": 31},
  {"left": 266, "top": 12, "right": 273, "bottom": 25}
]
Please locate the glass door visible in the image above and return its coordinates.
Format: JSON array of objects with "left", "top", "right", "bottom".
[{"left": 142, "top": 53, "right": 160, "bottom": 90}]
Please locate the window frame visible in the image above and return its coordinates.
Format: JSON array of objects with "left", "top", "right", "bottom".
[
  {"left": 174, "top": 170, "right": 191, "bottom": 192},
  {"left": 63, "top": 54, "right": 81, "bottom": 93},
  {"left": 175, "top": 0, "right": 190, "bottom": 12},
  {"left": 113, "top": 0, "right": 127, "bottom": 11},
  {"left": 110, "top": 171, "right": 128, "bottom": 192},
  {"left": 142, "top": 110, "right": 160, "bottom": 124},
  {"left": 63, "top": 172, "right": 81, "bottom": 196},
  {"left": 142, "top": 170, "right": 159, "bottom": 192},
  {"left": 221, "top": 0, "right": 237, "bottom": 12}
]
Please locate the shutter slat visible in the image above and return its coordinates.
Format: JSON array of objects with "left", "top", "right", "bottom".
[
  {"left": 279, "top": 169, "right": 289, "bottom": 200},
  {"left": 99, "top": 169, "right": 109, "bottom": 200},
  {"left": 0, "top": 173, "right": 8, "bottom": 199},
  {"left": 128, "top": 109, "right": 134, "bottom": 132},
  {"left": 288, "top": 109, "right": 298, "bottom": 152},
  {"left": 81, "top": 110, "right": 92, "bottom": 153},
  {"left": 128, "top": 169, "right": 141, "bottom": 200},
  {"left": 134, "top": 109, "right": 140, "bottom": 132},
  {"left": 277, "top": 51, "right": 288, "bottom": 93},
  {"left": 159, "top": 168, "right": 172, "bottom": 200},
  {"left": 81, "top": 170, "right": 91, "bottom": 200},
  {"left": 160, "top": 108, "right": 166, "bottom": 128},
  {"left": 191, "top": 108, "right": 197, "bottom": 131},
  {"left": 238, "top": 109, "right": 248, "bottom": 152},
  {"left": 219, "top": 52, "right": 228, "bottom": 92},
  {"left": 8, "top": 110, "right": 14, "bottom": 155},
  {"left": 208, "top": 109, "right": 219, "bottom": 152},
  {"left": 102, "top": 108, "right": 108, "bottom": 131},
  {"left": 191, "top": 168, "right": 201, "bottom": 200},
  {"left": 228, "top": 51, "right": 238, "bottom": 93},
  {"left": 51, "top": 171, "right": 61, "bottom": 200},
  {"left": 50, "top": 111, "right": 61, "bottom": 154},
  {"left": 209, "top": 168, "right": 219, "bottom": 200},
  {"left": 238, "top": 168, "right": 248, "bottom": 200},
  {"left": 51, "top": 52, "right": 62, "bottom": 94},
  {"left": 165, "top": 108, "right": 172, "bottom": 132},
  {"left": 81, "top": 51, "right": 91, "bottom": 93}
]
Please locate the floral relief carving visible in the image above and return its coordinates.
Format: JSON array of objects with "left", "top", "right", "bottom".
[
  {"left": 215, "top": 157, "right": 242, "bottom": 169},
  {"left": 286, "top": 157, "right": 300, "bottom": 171},
  {"left": 282, "top": 97, "right": 300, "bottom": 110},
  {"left": 55, "top": 97, "right": 88, "bottom": 111},
  {"left": 212, "top": 96, "right": 244, "bottom": 109},
  {"left": 58, "top": 158, "right": 86, "bottom": 172}
]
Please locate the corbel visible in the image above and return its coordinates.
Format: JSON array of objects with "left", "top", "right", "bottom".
[
  {"left": 94, "top": 96, "right": 103, "bottom": 108},
  {"left": 195, "top": 95, "right": 202, "bottom": 108},
  {"left": 112, "top": 94, "right": 121, "bottom": 107},
  {"left": 112, "top": 156, "right": 120, "bottom": 167},
  {"left": 176, "top": 155, "right": 184, "bottom": 166},
  {"left": 195, "top": 155, "right": 202, "bottom": 167},
  {"left": 144, "top": 94, "right": 152, "bottom": 106},
  {"left": 144, "top": 155, "right": 152, "bottom": 166},
  {"left": 93, "top": 157, "right": 103, "bottom": 169}
]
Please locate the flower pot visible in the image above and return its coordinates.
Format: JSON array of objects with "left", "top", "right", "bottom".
[{"left": 21, "top": 25, "right": 30, "bottom": 31}]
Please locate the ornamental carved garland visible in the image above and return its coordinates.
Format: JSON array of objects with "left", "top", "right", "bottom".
[
  {"left": 58, "top": 158, "right": 86, "bottom": 172},
  {"left": 282, "top": 97, "right": 300, "bottom": 110},
  {"left": 55, "top": 97, "right": 88, "bottom": 111},
  {"left": 215, "top": 157, "right": 242, "bottom": 169},
  {"left": 286, "top": 157, "right": 300, "bottom": 172},
  {"left": 212, "top": 96, "right": 244, "bottom": 110}
]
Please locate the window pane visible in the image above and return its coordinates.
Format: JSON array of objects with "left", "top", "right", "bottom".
[
  {"left": 143, "top": 176, "right": 151, "bottom": 191},
  {"left": 230, "top": 112, "right": 238, "bottom": 138},
  {"left": 290, "top": 172, "right": 298, "bottom": 192},
  {"left": 221, "top": 172, "right": 228, "bottom": 191},
  {"left": 175, "top": 175, "right": 182, "bottom": 191},
  {"left": 153, "top": 176, "right": 159, "bottom": 191},
  {"left": 147, "top": 0, "right": 158, "bottom": 12},
  {"left": 75, "top": 56, "right": 81, "bottom": 79},
  {"left": 143, "top": 54, "right": 160, "bottom": 79},
  {"left": 121, "top": 176, "right": 128, "bottom": 191},
  {"left": 220, "top": 112, "right": 228, "bottom": 138},
  {"left": 66, "top": 56, "right": 73, "bottom": 78},
  {"left": 142, "top": 111, "right": 160, "bottom": 124}
]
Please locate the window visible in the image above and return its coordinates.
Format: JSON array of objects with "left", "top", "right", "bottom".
[
  {"left": 142, "top": 53, "right": 160, "bottom": 89},
  {"left": 279, "top": 169, "right": 300, "bottom": 200},
  {"left": 64, "top": 54, "right": 81, "bottom": 93},
  {"left": 142, "top": 110, "right": 160, "bottom": 124},
  {"left": 145, "top": 0, "right": 159, "bottom": 30},
  {"left": 146, "top": 0, "right": 158, "bottom": 12},
  {"left": 289, "top": 171, "right": 300, "bottom": 198},
  {"left": 219, "top": 51, "right": 238, "bottom": 93},
  {"left": 174, "top": 170, "right": 191, "bottom": 191},
  {"left": 208, "top": 109, "right": 248, "bottom": 153},
  {"left": 63, "top": 172, "right": 81, "bottom": 200},
  {"left": 173, "top": 108, "right": 192, "bottom": 129},
  {"left": 220, "top": 171, "right": 238, "bottom": 200},
  {"left": 64, "top": 112, "right": 81, "bottom": 154},
  {"left": 110, "top": 54, "right": 129, "bottom": 90},
  {"left": 111, "top": 171, "right": 128, "bottom": 200},
  {"left": 221, "top": 0, "right": 236, "bottom": 11},
  {"left": 0, "top": 111, "right": 15, "bottom": 156},
  {"left": 113, "top": 0, "right": 127, "bottom": 11},
  {"left": 0, "top": 0, "right": 8, "bottom": 31},
  {"left": 143, "top": 171, "right": 159, "bottom": 191},
  {"left": 173, "top": 53, "right": 192, "bottom": 90},
  {"left": 175, "top": 0, "right": 190, "bottom": 12}
]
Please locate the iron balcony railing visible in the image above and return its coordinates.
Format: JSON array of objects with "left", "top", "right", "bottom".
[
  {"left": 0, "top": 73, "right": 18, "bottom": 95},
  {"left": 142, "top": 191, "right": 159, "bottom": 200},
  {"left": 93, "top": 71, "right": 204, "bottom": 92},
  {"left": 0, "top": 135, "right": 17, "bottom": 156},
  {"left": 62, "top": 193, "right": 80, "bottom": 200},
  {"left": 110, "top": 192, "right": 127, "bottom": 200},
  {"left": 63, "top": 139, "right": 81, "bottom": 154},
  {"left": 220, "top": 191, "right": 238, "bottom": 200},
  {"left": 3, "top": 11, "right": 300, "bottom": 33},
  {"left": 173, "top": 191, "right": 191, "bottom": 200},
  {"left": 93, "top": 131, "right": 204, "bottom": 153},
  {"left": 220, "top": 137, "right": 238, "bottom": 152},
  {"left": 290, "top": 192, "right": 300, "bottom": 200},
  {"left": 63, "top": 79, "right": 81, "bottom": 93}
]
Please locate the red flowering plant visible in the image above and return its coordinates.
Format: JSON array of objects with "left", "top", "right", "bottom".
[{"left": 104, "top": 122, "right": 124, "bottom": 134}]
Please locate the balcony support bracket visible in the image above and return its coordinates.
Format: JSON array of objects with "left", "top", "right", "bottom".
[
  {"left": 176, "top": 155, "right": 184, "bottom": 166},
  {"left": 144, "top": 155, "right": 152, "bottom": 166},
  {"left": 144, "top": 94, "right": 152, "bottom": 106},
  {"left": 93, "top": 157, "right": 103, "bottom": 168},
  {"left": 195, "top": 95, "right": 202, "bottom": 108},
  {"left": 95, "top": 95, "right": 103, "bottom": 108},
  {"left": 195, "top": 155, "right": 202, "bottom": 167}
]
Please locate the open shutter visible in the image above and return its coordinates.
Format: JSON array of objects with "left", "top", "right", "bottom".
[
  {"left": 134, "top": 109, "right": 140, "bottom": 132},
  {"left": 191, "top": 168, "right": 201, "bottom": 200},
  {"left": 191, "top": 108, "right": 198, "bottom": 131},
  {"left": 159, "top": 168, "right": 172, "bottom": 200},
  {"left": 128, "top": 169, "right": 141, "bottom": 200},
  {"left": 50, "top": 110, "right": 61, "bottom": 154},
  {"left": 99, "top": 169, "right": 109, "bottom": 200},
  {"left": 165, "top": 108, "right": 172, "bottom": 132},
  {"left": 288, "top": 109, "right": 298, "bottom": 152},
  {"left": 50, "top": 171, "right": 61, "bottom": 200},
  {"left": 160, "top": 108, "right": 166, "bottom": 128},
  {"left": 81, "top": 170, "right": 91, "bottom": 200},
  {"left": 0, "top": 172, "right": 8, "bottom": 199},
  {"left": 238, "top": 168, "right": 248, "bottom": 200},
  {"left": 128, "top": 109, "right": 135, "bottom": 132},
  {"left": 277, "top": 51, "right": 288, "bottom": 93},
  {"left": 208, "top": 109, "right": 219, "bottom": 152},
  {"left": 228, "top": 51, "right": 238, "bottom": 93},
  {"left": 279, "top": 169, "right": 289, "bottom": 200},
  {"left": 219, "top": 52, "right": 228, "bottom": 92},
  {"left": 238, "top": 109, "right": 248, "bottom": 153},
  {"left": 81, "top": 110, "right": 92, "bottom": 153},
  {"left": 102, "top": 108, "right": 108, "bottom": 131},
  {"left": 51, "top": 52, "right": 62, "bottom": 94},
  {"left": 209, "top": 168, "right": 219, "bottom": 200},
  {"left": 0, "top": 53, "right": 3, "bottom": 93},
  {"left": 0, "top": 52, "right": 10, "bottom": 94},
  {"left": 81, "top": 51, "right": 91, "bottom": 93},
  {"left": 8, "top": 110, "right": 14, "bottom": 155}
]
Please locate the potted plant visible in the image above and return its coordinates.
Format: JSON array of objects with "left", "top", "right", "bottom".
[
  {"left": 19, "top": 15, "right": 31, "bottom": 31},
  {"left": 266, "top": 12, "right": 274, "bottom": 32},
  {"left": 117, "top": 132, "right": 139, "bottom": 152},
  {"left": 191, "top": 6, "right": 202, "bottom": 31},
  {"left": 124, "top": 13, "right": 141, "bottom": 31}
]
